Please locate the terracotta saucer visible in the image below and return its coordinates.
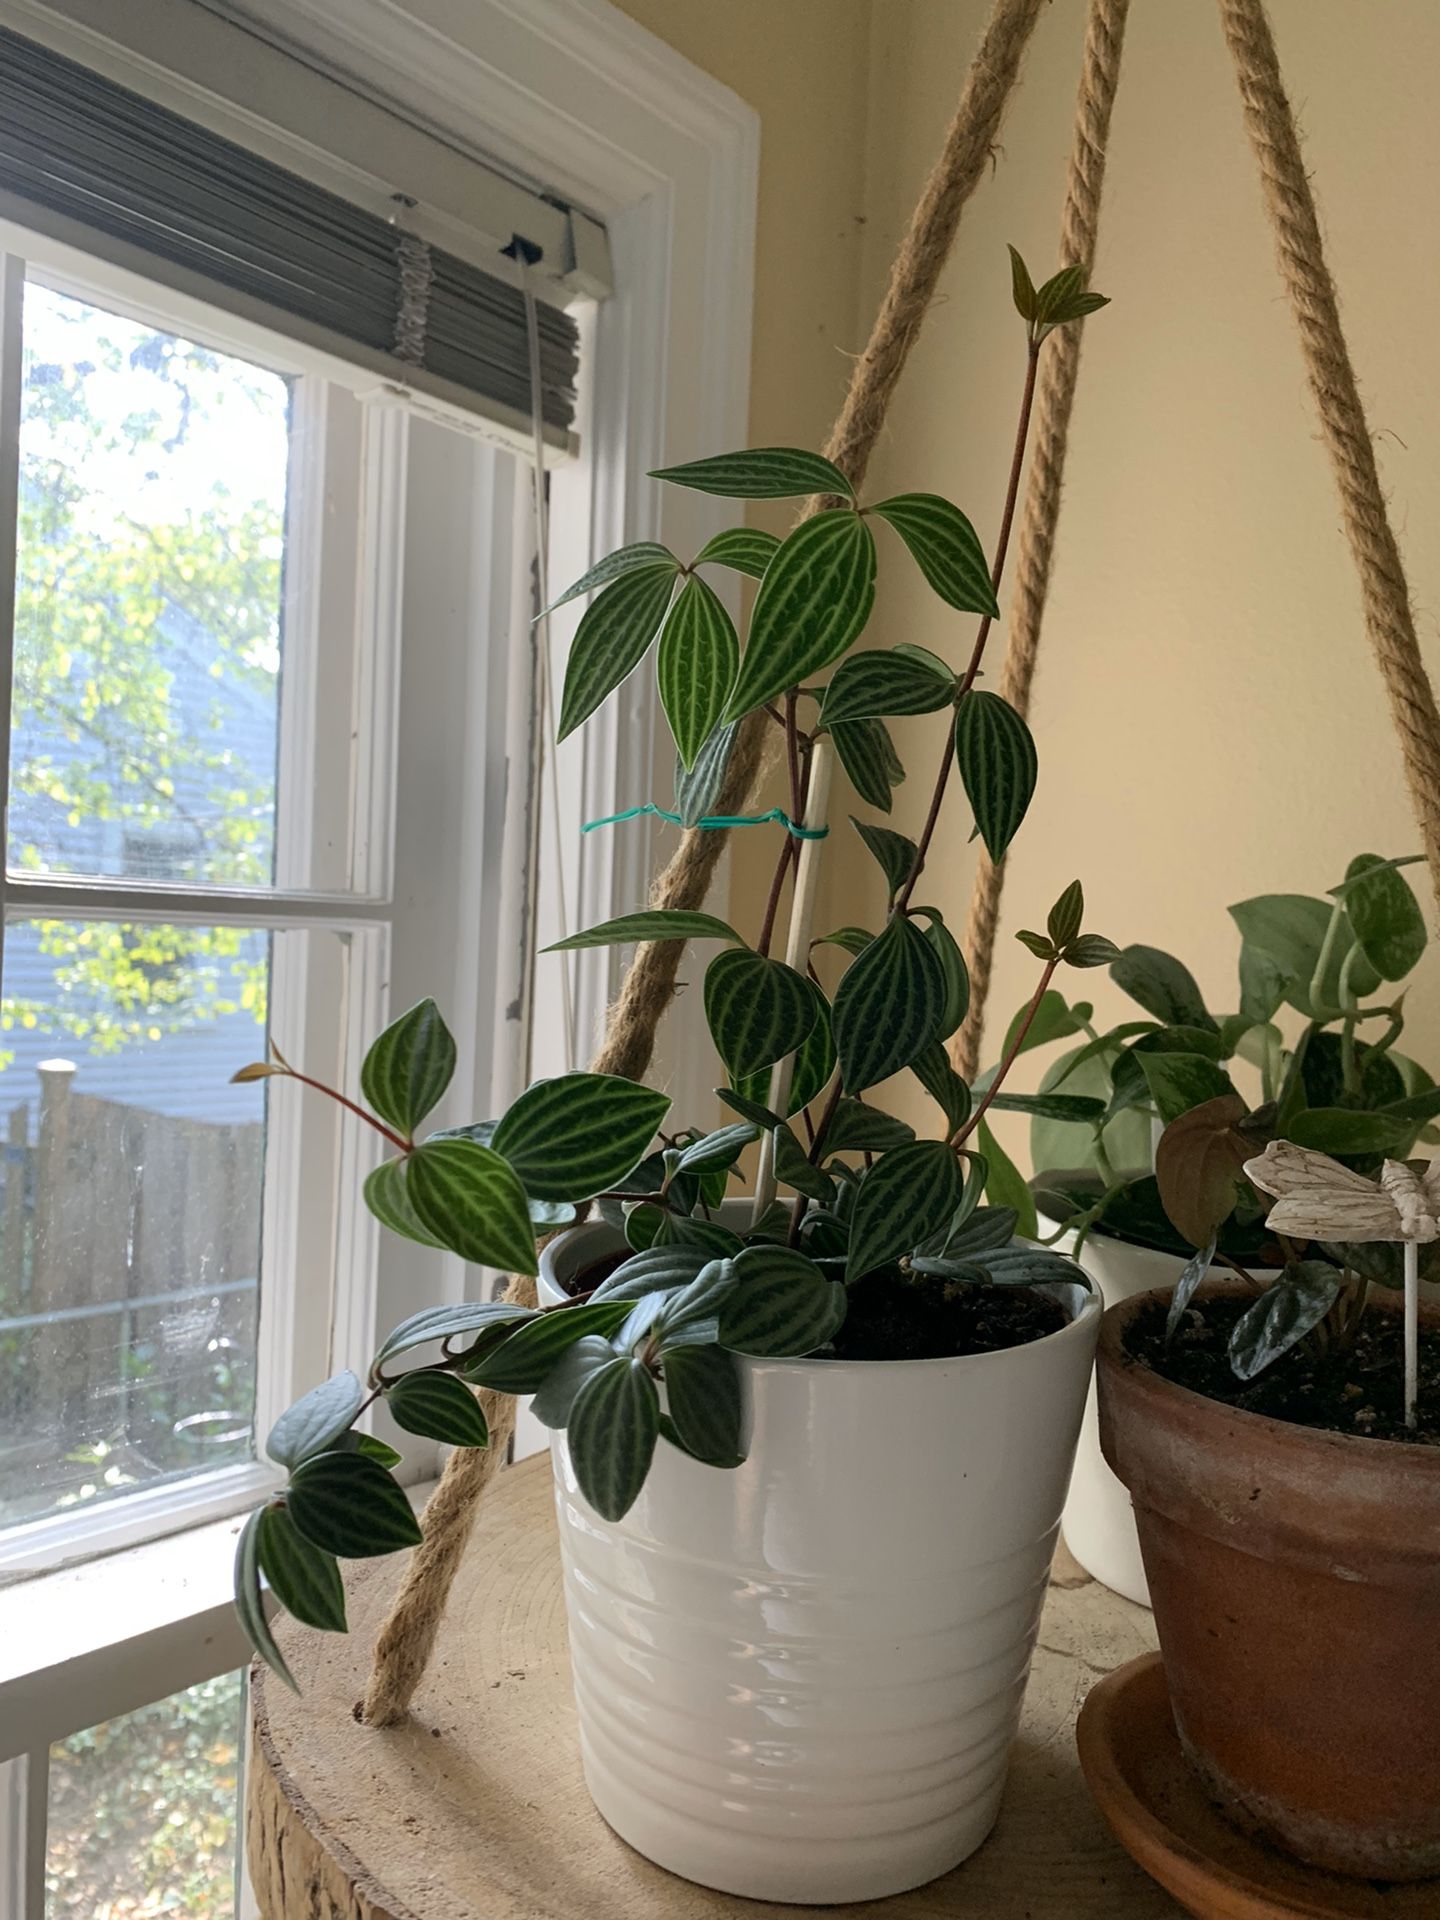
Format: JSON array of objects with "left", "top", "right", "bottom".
[{"left": 1076, "top": 1653, "right": 1440, "bottom": 1919}]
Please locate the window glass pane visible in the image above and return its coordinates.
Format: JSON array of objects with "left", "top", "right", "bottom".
[
  {"left": 47, "top": 1671, "right": 243, "bottom": 1919},
  {"left": 8, "top": 278, "right": 290, "bottom": 886},
  {"left": 0, "top": 919, "right": 267, "bottom": 1530}
]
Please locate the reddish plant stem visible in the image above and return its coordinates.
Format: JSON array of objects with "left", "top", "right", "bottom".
[
  {"left": 756, "top": 697, "right": 811, "bottom": 958},
  {"left": 951, "top": 954, "right": 1058, "bottom": 1150},
  {"left": 895, "top": 340, "right": 1042, "bottom": 914},
  {"left": 280, "top": 1067, "right": 413, "bottom": 1157}
]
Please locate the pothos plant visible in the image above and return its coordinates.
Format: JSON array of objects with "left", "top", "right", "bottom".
[
  {"left": 1019, "top": 852, "right": 1440, "bottom": 1384},
  {"left": 233, "top": 250, "right": 1114, "bottom": 1686}
]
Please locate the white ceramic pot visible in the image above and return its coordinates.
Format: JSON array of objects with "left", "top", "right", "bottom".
[
  {"left": 1058, "top": 1231, "right": 1194, "bottom": 1608},
  {"left": 538, "top": 1210, "right": 1101, "bottom": 1904}
]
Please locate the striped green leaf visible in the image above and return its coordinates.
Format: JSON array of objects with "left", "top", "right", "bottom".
[
  {"left": 567, "top": 1357, "right": 661, "bottom": 1520},
  {"left": 372, "top": 1299, "right": 537, "bottom": 1371},
  {"left": 650, "top": 1259, "right": 741, "bottom": 1348},
  {"left": 675, "top": 719, "right": 741, "bottom": 826},
  {"left": 662, "top": 1344, "right": 743, "bottom": 1466},
  {"left": 1008, "top": 244, "right": 1038, "bottom": 321},
  {"left": 257, "top": 1505, "right": 347, "bottom": 1633},
  {"left": 846, "top": 1141, "right": 966, "bottom": 1282},
  {"left": 387, "top": 1371, "right": 490, "bottom": 1448},
  {"left": 914, "top": 908, "right": 970, "bottom": 1039},
  {"left": 870, "top": 494, "right": 997, "bottom": 615},
  {"left": 954, "top": 691, "right": 1038, "bottom": 863},
  {"left": 235, "top": 1508, "right": 295, "bottom": 1690},
  {"left": 732, "top": 975, "right": 834, "bottom": 1118},
  {"left": 829, "top": 715, "right": 905, "bottom": 812},
  {"left": 971, "top": 1245, "right": 1089, "bottom": 1288},
  {"left": 265, "top": 1370, "right": 363, "bottom": 1470},
  {"left": 1343, "top": 852, "right": 1427, "bottom": 982},
  {"left": 287, "top": 1451, "right": 423, "bottom": 1559},
  {"left": 406, "top": 1137, "right": 537, "bottom": 1275},
  {"left": 363, "top": 1157, "right": 447, "bottom": 1250},
  {"left": 851, "top": 818, "right": 917, "bottom": 901},
  {"left": 909, "top": 1039, "right": 971, "bottom": 1131},
  {"left": 704, "top": 947, "right": 818, "bottom": 1080},
  {"left": 822, "top": 1098, "right": 916, "bottom": 1157},
  {"left": 715, "top": 1086, "right": 785, "bottom": 1131},
  {"left": 985, "top": 1090, "right": 1107, "bottom": 1122},
  {"left": 558, "top": 562, "right": 679, "bottom": 740},
  {"left": 591, "top": 1244, "right": 711, "bottom": 1304},
  {"left": 465, "top": 1299, "right": 632, "bottom": 1394},
  {"left": 546, "top": 909, "right": 742, "bottom": 952},
  {"left": 651, "top": 447, "right": 853, "bottom": 500},
  {"left": 530, "top": 1334, "right": 617, "bottom": 1429},
  {"left": 718, "top": 1243, "right": 846, "bottom": 1355},
  {"left": 723, "top": 511, "right": 877, "bottom": 722},
  {"left": 693, "top": 526, "right": 781, "bottom": 579},
  {"left": 977, "top": 1119, "right": 1038, "bottom": 1239},
  {"left": 542, "top": 541, "right": 676, "bottom": 615},
  {"left": 832, "top": 916, "right": 947, "bottom": 1093},
  {"left": 674, "top": 1122, "right": 757, "bottom": 1173},
  {"left": 820, "top": 648, "right": 954, "bottom": 726},
  {"left": 360, "top": 998, "right": 456, "bottom": 1136},
  {"left": 773, "top": 1124, "right": 834, "bottom": 1203},
  {"left": 492, "top": 1072, "right": 671, "bottom": 1201},
  {"left": 657, "top": 573, "right": 740, "bottom": 769}
]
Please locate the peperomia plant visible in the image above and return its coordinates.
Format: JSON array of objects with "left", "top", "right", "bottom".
[
  {"left": 1019, "top": 853, "right": 1440, "bottom": 1387},
  {"left": 233, "top": 251, "right": 1115, "bottom": 1685}
]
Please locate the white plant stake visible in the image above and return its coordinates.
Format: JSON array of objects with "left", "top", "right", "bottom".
[{"left": 1244, "top": 1139, "right": 1437, "bottom": 1430}]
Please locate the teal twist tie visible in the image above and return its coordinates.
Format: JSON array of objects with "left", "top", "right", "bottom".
[{"left": 583, "top": 801, "right": 828, "bottom": 840}]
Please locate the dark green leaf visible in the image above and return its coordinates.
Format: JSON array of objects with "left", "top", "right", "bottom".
[
  {"left": 1287, "top": 1108, "right": 1413, "bottom": 1155},
  {"left": 941, "top": 1204, "right": 1018, "bottom": 1256},
  {"left": 846, "top": 1141, "right": 966, "bottom": 1281},
  {"left": 663, "top": 1214, "right": 747, "bottom": 1257},
  {"left": 715, "top": 1085, "right": 785, "bottom": 1131},
  {"left": 788, "top": 977, "right": 838, "bottom": 1113},
  {"left": 406, "top": 1138, "right": 536, "bottom": 1274},
  {"left": 363, "top": 1157, "right": 449, "bottom": 1250},
  {"left": 822, "top": 1098, "right": 916, "bottom": 1157},
  {"left": 257, "top": 1503, "right": 347, "bottom": 1633},
  {"left": 567, "top": 1357, "right": 660, "bottom": 1521},
  {"left": 968, "top": 1245, "right": 1088, "bottom": 1288},
  {"left": 723, "top": 510, "right": 876, "bottom": 721},
  {"left": 954, "top": 691, "right": 1037, "bottom": 862},
  {"left": 1229, "top": 894, "right": 1378, "bottom": 1017},
  {"left": 530, "top": 1335, "right": 616, "bottom": 1429},
  {"left": 657, "top": 573, "right": 740, "bottom": 769},
  {"left": 814, "top": 925, "right": 874, "bottom": 958},
  {"left": 1007, "top": 244, "right": 1038, "bottom": 321},
  {"left": 466, "top": 1299, "right": 633, "bottom": 1393},
  {"left": 830, "top": 716, "right": 905, "bottom": 811},
  {"left": 832, "top": 916, "right": 946, "bottom": 1093},
  {"left": 675, "top": 719, "right": 741, "bottom": 827},
  {"left": 373, "top": 1299, "right": 536, "bottom": 1371},
  {"left": 1135, "top": 1051, "right": 1236, "bottom": 1125},
  {"left": 693, "top": 526, "right": 782, "bottom": 579},
  {"left": 287, "top": 1451, "right": 423, "bottom": 1559},
  {"left": 542, "top": 541, "right": 676, "bottom": 614},
  {"left": 651, "top": 447, "right": 853, "bottom": 500},
  {"left": 235, "top": 1509, "right": 295, "bottom": 1690},
  {"left": 869, "top": 493, "right": 997, "bottom": 616},
  {"left": 1016, "top": 930, "right": 1056, "bottom": 960},
  {"left": 674, "top": 1122, "right": 758, "bottom": 1173},
  {"left": 651, "top": 1259, "right": 741, "bottom": 1346},
  {"left": 1003, "top": 989, "right": 1089, "bottom": 1058},
  {"left": 850, "top": 817, "right": 917, "bottom": 899},
  {"left": 1229, "top": 1265, "right": 1342, "bottom": 1380},
  {"left": 558, "top": 563, "right": 678, "bottom": 741},
  {"left": 266, "top": 1370, "right": 363, "bottom": 1471},
  {"left": 704, "top": 947, "right": 817, "bottom": 1079},
  {"left": 1342, "top": 853, "right": 1426, "bottom": 983},
  {"left": 773, "top": 1124, "right": 834, "bottom": 1202},
  {"left": 820, "top": 649, "right": 954, "bottom": 726},
  {"left": 387, "top": 1371, "right": 490, "bottom": 1448},
  {"left": 719, "top": 1243, "right": 847, "bottom": 1355},
  {"left": 1379, "top": 1085, "right": 1440, "bottom": 1129},
  {"left": 360, "top": 998, "right": 456, "bottom": 1136},
  {"left": 985, "top": 1090, "right": 1107, "bottom": 1122},
  {"left": 546, "top": 909, "right": 742, "bottom": 952},
  {"left": 1165, "top": 1234, "right": 1217, "bottom": 1346},
  {"left": 491, "top": 1072, "right": 670, "bottom": 1201},
  {"left": 909, "top": 1039, "right": 971, "bottom": 1131},
  {"left": 1047, "top": 880, "right": 1085, "bottom": 951},
  {"left": 1034, "top": 264, "right": 1087, "bottom": 324},
  {"left": 590, "top": 1244, "right": 711, "bottom": 1303},
  {"left": 348, "top": 1432, "right": 403, "bottom": 1469},
  {"left": 1064, "top": 934, "right": 1123, "bottom": 970},
  {"left": 1239, "top": 943, "right": 1292, "bottom": 1024},
  {"left": 1110, "top": 946, "right": 1216, "bottom": 1032},
  {"left": 914, "top": 909, "right": 970, "bottom": 1039},
  {"left": 662, "top": 1344, "right": 744, "bottom": 1466},
  {"left": 976, "top": 1119, "right": 1038, "bottom": 1239}
]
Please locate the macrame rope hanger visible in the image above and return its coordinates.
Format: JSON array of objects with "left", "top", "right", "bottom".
[{"left": 357, "top": 0, "right": 1440, "bottom": 1730}]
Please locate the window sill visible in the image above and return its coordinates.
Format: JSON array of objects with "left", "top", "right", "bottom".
[{"left": 0, "top": 1479, "right": 437, "bottom": 1758}]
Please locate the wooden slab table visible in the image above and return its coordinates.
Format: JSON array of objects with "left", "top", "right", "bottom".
[{"left": 248, "top": 1453, "right": 1180, "bottom": 1918}]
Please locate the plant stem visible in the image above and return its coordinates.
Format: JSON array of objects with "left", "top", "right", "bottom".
[
  {"left": 280, "top": 1067, "right": 412, "bottom": 1157},
  {"left": 1307, "top": 898, "right": 1346, "bottom": 1023},
  {"left": 895, "top": 339, "right": 1041, "bottom": 913},
  {"left": 756, "top": 694, "right": 807, "bottom": 958},
  {"left": 951, "top": 954, "right": 1059, "bottom": 1149}
]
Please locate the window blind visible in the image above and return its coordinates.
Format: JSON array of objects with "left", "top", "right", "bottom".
[{"left": 0, "top": 19, "right": 584, "bottom": 440}]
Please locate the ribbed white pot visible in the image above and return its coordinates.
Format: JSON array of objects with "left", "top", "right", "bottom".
[
  {"left": 1058, "top": 1231, "right": 1193, "bottom": 1608},
  {"left": 538, "top": 1211, "right": 1101, "bottom": 1904}
]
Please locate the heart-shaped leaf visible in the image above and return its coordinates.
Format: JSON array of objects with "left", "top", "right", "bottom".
[
  {"left": 1110, "top": 946, "right": 1217, "bottom": 1032},
  {"left": 546, "top": 909, "right": 742, "bottom": 952},
  {"left": 1154, "top": 1094, "right": 1252, "bottom": 1247},
  {"left": 287, "top": 1451, "right": 424, "bottom": 1559},
  {"left": 718, "top": 1244, "right": 847, "bottom": 1355},
  {"left": 406, "top": 1137, "right": 537, "bottom": 1274},
  {"left": 821, "top": 1098, "right": 916, "bottom": 1157},
  {"left": 529, "top": 1335, "right": 616, "bottom": 1429},
  {"left": 257, "top": 1505, "right": 347, "bottom": 1633},
  {"left": 591, "top": 1244, "right": 711, "bottom": 1303},
  {"left": 976, "top": 1119, "right": 1038, "bottom": 1239},
  {"left": 845, "top": 1141, "right": 966, "bottom": 1281},
  {"left": 1287, "top": 1108, "right": 1413, "bottom": 1156},
  {"left": 657, "top": 573, "right": 740, "bottom": 769},
  {"left": 869, "top": 493, "right": 997, "bottom": 615},
  {"left": 704, "top": 947, "right": 818, "bottom": 1079},
  {"left": 492, "top": 1072, "right": 671, "bottom": 1201},
  {"left": 360, "top": 999, "right": 456, "bottom": 1136},
  {"left": 675, "top": 719, "right": 741, "bottom": 826},
  {"left": 1341, "top": 853, "right": 1426, "bottom": 983},
  {"left": 1229, "top": 1264, "right": 1343, "bottom": 1380},
  {"left": 567, "top": 1357, "right": 661, "bottom": 1520},
  {"left": 954, "top": 690, "right": 1037, "bottom": 863},
  {"left": 909, "top": 1039, "right": 971, "bottom": 1131},
  {"left": 1136, "top": 1052, "right": 1236, "bottom": 1125},
  {"left": 693, "top": 526, "right": 781, "bottom": 578},
  {"left": 363, "top": 1158, "right": 448, "bottom": 1250},
  {"left": 662, "top": 1344, "right": 744, "bottom": 1465},
  {"left": 851, "top": 818, "right": 917, "bottom": 900},
  {"left": 820, "top": 649, "right": 954, "bottom": 726},
  {"left": 266, "top": 1370, "right": 363, "bottom": 1470},
  {"left": 387, "top": 1371, "right": 490, "bottom": 1448},
  {"left": 651, "top": 447, "right": 853, "bottom": 500},
  {"left": 723, "top": 510, "right": 876, "bottom": 722},
  {"left": 832, "top": 916, "right": 946, "bottom": 1093},
  {"left": 829, "top": 715, "right": 905, "bottom": 812},
  {"left": 558, "top": 562, "right": 679, "bottom": 740}
]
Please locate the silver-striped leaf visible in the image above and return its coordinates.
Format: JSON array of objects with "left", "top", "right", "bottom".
[
  {"left": 265, "top": 1369, "right": 363, "bottom": 1470},
  {"left": 845, "top": 1141, "right": 966, "bottom": 1282},
  {"left": 704, "top": 947, "right": 818, "bottom": 1080},
  {"left": 718, "top": 1243, "right": 846, "bottom": 1355},
  {"left": 464, "top": 1299, "right": 633, "bottom": 1394},
  {"left": 542, "top": 541, "right": 676, "bottom": 615},
  {"left": 832, "top": 916, "right": 946, "bottom": 1094},
  {"left": 546, "top": 909, "right": 742, "bottom": 952},
  {"left": 235, "top": 1508, "right": 296, "bottom": 1689},
  {"left": 954, "top": 690, "right": 1038, "bottom": 863},
  {"left": 360, "top": 998, "right": 456, "bottom": 1136},
  {"left": 405, "top": 1137, "right": 536, "bottom": 1275},
  {"left": 722, "top": 510, "right": 876, "bottom": 722},
  {"left": 657, "top": 573, "right": 741, "bottom": 770},
  {"left": 557, "top": 562, "right": 679, "bottom": 740},
  {"left": 652, "top": 447, "right": 852, "bottom": 500},
  {"left": 661, "top": 1344, "right": 743, "bottom": 1466},
  {"left": 870, "top": 493, "right": 997, "bottom": 615},
  {"left": 693, "top": 526, "right": 781, "bottom": 579},
  {"left": 820, "top": 647, "right": 954, "bottom": 726},
  {"left": 387, "top": 1371, "right": 490, "bottom": 1448},
  {"left": 491, "top": 1072, "right": 671, "bottom": 1201},
  {"left": 829, "top": 715, "right": 905, "bottom": 812},
  {"left": 567, "top": 1356, "right": 661, "bottom": 1520},
  {"left": 257, "top": 1504, "right": 347, "bottom": 1633},
  {"left": 286, "top": 1450, "right": 424, "bottom": 1559}
]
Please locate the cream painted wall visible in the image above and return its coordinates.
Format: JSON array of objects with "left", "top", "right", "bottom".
[{"left": 617, "top": 0, "right": 1440, "bottom": 1164}]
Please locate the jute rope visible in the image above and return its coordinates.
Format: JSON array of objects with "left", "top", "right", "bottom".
[
  {"left": 953, "top": 0, "right": 1130, "bottom": 1083},
  {"left": 358, "top": 0, "right": 1049, "bottom": 1728},
  {"left": 1218, "top": 0, "right": 1440, "bottom": 918}
]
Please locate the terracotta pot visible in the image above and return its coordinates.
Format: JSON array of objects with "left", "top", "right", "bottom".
[{"left": 1097, "top": 1283, "right": 1440, "bottom": 1882}]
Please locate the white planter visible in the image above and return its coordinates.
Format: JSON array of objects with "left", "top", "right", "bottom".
[
  {"left": 1058, "top": 1231, "right": 1195, "bottom": 1608},
  {"left": 538, "top": 1212, "right": 1101, "bottom": 1904}
]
